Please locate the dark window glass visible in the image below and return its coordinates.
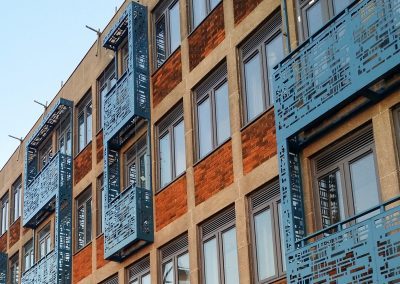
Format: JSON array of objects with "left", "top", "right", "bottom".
[
  {"left": 10, "top": 253, "right": 19, "bottom": 284},
  {"left": 156, "top": 17, "right": 166, "bottom": 67},
  {"left": 11, "top": 177, "right": 22, "bottom": 222},
  {"left": 76, "top": 187, "right": 92, "bottom": 250},
  {"left": 77, "top": 92, "right": 92, "bottom": 153},
  {"left": 0, "top": 194, "right": 9, "bottom": 235}
]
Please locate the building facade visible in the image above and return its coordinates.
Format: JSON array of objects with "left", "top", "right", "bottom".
[{"left": 0, "top": 0, "right": 399, "bottom": 283}]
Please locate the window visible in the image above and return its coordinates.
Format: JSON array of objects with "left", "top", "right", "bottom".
[
  {"left": 0, "top": 194, "right": 9, "bottom": 235},
  {"left": 38, "top": 136, "right": 53, "bottom": 170},
  {"left": 119, "top": 39, "right": 129, "bottom": 76},
  {"left": 200, "top": 207, "right": 239, "bottom": 284},
  {"left": 301, "top": 0, "right": 351, "bottom": 38},
  {"left": 57, "top": 115, "right": 72, "bottom": 156},
  {"left": 157, "top": 103, "right": 186, "bottom": 189},
  {"left": 153, "top": 0, "right": 181, "bottom": 68},
  {"left": 97, "top": 175, "right": 105, "bottom": 235},
  {"left": 125, "top": 136, "right": 148, "bottom": 189},
  {"left": 100, "top": 274, "right": 119, "bottom": 284},
  {"left": 11, "top": 177, "right": 22, "bottom": 223},
  {"left": 77, "top": 92, "right": 93, "bottom": 153},
  {"left": 160, "top": 234, "right": 190, "bottom": 284},
  {"left": 312, "top": 125, "right": 380, "bottom": 229},
  {"left": 240, "top": 14, "right": 285, "bottom": 124},
  {"left": 97, "top": 61, "right": 117, "bottom": 130},
  {"left": 76, "top": 187, "right": 92, "bottom": 250},
  {"left": 38, "top": 223, "right": 52, "bottom": 260},
  {"left": 9, "top": 253, "right": 19, "bottom": 284},
  {"left": 249, "top": 181, "right": 285, "bottom": 283},
  {"left": 194, "top": 62, "right": 230, "bottom": 160},
  {"left": 190, "top": 0, "right": 221, "bottom": 30},
  {"left": 23, "top": 240, "right": 34, "bottom": 272},
  {"left": 127, "top": 256, "right": 151, "bottom": 284}
]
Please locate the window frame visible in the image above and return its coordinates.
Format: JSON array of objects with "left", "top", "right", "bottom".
[
  {"left": 11, "top": 177, "right": 22, "bottom": 223},
  {"left": 156, "top": 103, "right": 186, "bottom": 191},
  {"left": 76, "top": 91, "right": 93, "bottom": 154},
  {"left": 124, "top": 136, "right": 148, "bottom": 190},
  {"left": 189, "top": 0, "right": 222, "bottom": 31},
  {"left": 239, "top": 14, "right": 283, "bottom": 126},
  {"left": 311, "top": 125, "right": 381, "bottom": 230},
  {"left": 249, "top": 181, "right": 285, "bottom": 283},
  {"left": 127, "top": 256, "right": 151, "bottom": 284},
  {"left": 57, "top": 115, "right": 72, "bottom": 156},
  {"left": 36, "top": 222, "right": 52, "bottom": 261},
  {"left": 23, "top": 239, "right": 34, "bottom": 272},
  {"left": 153, "top": 0, "right": 181, "bottom": 70},
  {"left": 75, "top": 187, "right": 92, "bottom": 251},
  {"left": 0, "top": 193, "right": 9, "bottom": 236},
  {"left": 9, "top": 252, "right": 19, "bottom": 284},
  {"left": 193, "top": 62, "right": 230, "bottom": 161},
  {"left": 97, "top": 61, "right": 117, "bottom": 131}
]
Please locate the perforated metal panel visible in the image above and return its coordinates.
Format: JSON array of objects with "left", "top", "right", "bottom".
[{"left": 0, "top": 252, "right": 6, "bottom": 284}]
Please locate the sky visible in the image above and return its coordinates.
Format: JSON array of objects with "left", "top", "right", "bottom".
[{"left": 0, "top": 0, "right": 125, "bottom": 169}]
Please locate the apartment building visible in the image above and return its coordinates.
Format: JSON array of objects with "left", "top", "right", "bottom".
[{"left": 0, "top": 0, "right": 399, "bottom": 283}]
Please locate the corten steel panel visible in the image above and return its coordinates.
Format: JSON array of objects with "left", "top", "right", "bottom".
[
  {"left": 271, "top": 0, "right": 400, "bottom": 282},
  {"left": 0, "top": 252, "right": 6, "bottom": 284}
]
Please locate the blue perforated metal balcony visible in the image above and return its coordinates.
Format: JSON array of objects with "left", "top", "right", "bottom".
[
  {"left": 0, "top": 252, "right": 6, "bottom": 284},
  {"left": 23, "top": 98, "right": 73, "bottom": 283},
  {"left": 102, "top": 2, "right": 153, "bottom": 261},
  {"left": 272, "top": 0, "right": 400, "bottom": 282}
]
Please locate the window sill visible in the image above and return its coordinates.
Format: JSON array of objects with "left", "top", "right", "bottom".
[
  {"left": 240, "top": 105, "right": 275, "bottom": 132},
  {"left": 96, "top": 233, "right": 104, "bottom": 239},
  {"left": 10, "top": 216, "right": 21, "bottom": 226},
  {"left": 151, "top": 46, "right": 181, "bottom": 76},
  {"left": 193, "top": 137, "right": 232, "bottom": 167},
  {"left": 156, "top": 171, "right": 186, "bottom": 195},
  {"left": 73, "top": 240, "right": 93, "bottom": 256},
  {"left": 74, "top": 141, "right": 93, "bottom": 159}
]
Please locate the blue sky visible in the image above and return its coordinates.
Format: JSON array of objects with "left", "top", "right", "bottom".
[{"left": 0, "top": 0, "right": 125, "bottom": 169}]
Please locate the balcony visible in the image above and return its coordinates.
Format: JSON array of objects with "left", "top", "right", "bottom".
[
  {"left": 104, "top": 184, "right": 153, "bottom": 261},
  {"left": 0, "top": 252, "right": 6, "bottom": 284},
  {"left": 22, "top": 251, "right": 57, "bottom": 283},
  {"left": 288, "top": 197, "right": 400, "bottom": 283}
]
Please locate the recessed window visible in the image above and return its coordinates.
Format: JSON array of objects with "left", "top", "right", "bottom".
[
  {"left": 200, "top": 207, "right": 239, "bottom": 284},
  {"left": 249, "top": 180, "right": 285, "bottom": 283},
  {"left": 9, "top": 253, "right": 19, "bottom": 284},
  {"left": 125, "top": 136, "right": 148, "bottom": 190},
  {"left": 38, "top": 223, "right": 52, "bottom": 260},
  {"left": 77, "top": 92, "right": 93, "bottom": 153},
  {"left": 312, "top": 125, "right": 380, "bottom": 229},
  {"left": 57, "top": 115, "right": 72, "bottom": 156},
  {"left": 190, "top": 0, "right": 221, "bottom": 30},
  {"left": 23, "top": 240, "right": 34, "bottom": 272},
  {"left": 11, "top": 177, "right": 21, "bottom": 223},
  {"left": 157, "top": 103, "right": 186, "bottom": 189},
  {"left": 153, "top": 0, "right": 181, "bottom": 68},
  {"left": 97, "top": 61, "right": 116, "bottom": 131},
  {"left": 119, "top": 39, "right": 129, "bottom": 76},
  {"left": 239, "top": 14, "right": 284, "bottom": 124},
  {"left": 127, "top": 256, "right": 151, "bottom": 284},
  {"left": 96, "top": 175, "right": 105, "bottom": 235},
  {"left": 76, "top": 187, "right": 92, "bottom": 250},
  {"left": 194, "top": 62, "right": 230, "bottom": 160},
  {"left": 159, "top": 234, "right": 190, "bottom": 284},
  {"left": 38, "top": 136, "right": 53, "bottom": 170},
  {"left": 301, "top": 0, "right": 351, "bottom": 38},
  {"left": 0, "top": 194, "right": 9, "bottom": 235}
]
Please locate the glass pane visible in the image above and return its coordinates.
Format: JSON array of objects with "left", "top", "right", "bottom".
[
  {"left": 156, "top": 17, "right": 166, "bottom": 67},
  {"left": 210, "top": 0, "right": 220, "bottom": 10},
  {"left": 198, "top": 98, "right": 213, "bottom": 158},
  {"left": 333, "top": 0, "right": 350, "bottom": 15},
  {"left": 139, "top": 154, "right": 146, "bottom": 188},
  {"left": 128, "top": 162, "right": 137, "bottom": 186},
  {"left": 178, "top": 252, "right": 190, "bottom": 284},
  {"left": 222, "top": 228, "right": 240, "bottom": 284},
  {"left": 46, "top": 235, "right": 51, "bottom": 254},
  {"left": 192, "top": 0, "right": 206, "bottom": 28},
  {"left": 174, "top": 120, "right": 186, "bottom": 176},
  {"left": 86, "top": 103, "right": 93, "bottom": 143},
  {"left": 77, "top": 206, "right": 85, "bottom": 249},
  {"left": 204, "top": 238, "right": 219, "bottom": 284},
  {"left": 66, "top": 130, "right": 71, "bottom": 156},
  {"left": 254, "top": 209, "right": 276, "bottom": 280},
  {"left": 160, "top": 133, "right": 172, "bottom": 187},
  {"left": 169, "top": 1, "right": 181, "bottom": 53},
  {"left": 59, "top": 136, "right": 65, "bottom": 154},
  {"left": 142, "top": 274, "right": 151, "bottom": 284},
  {"left": 86, "top": 199, "right": 92, "bottom": 244},
  {"left": 244, "top": 53, "right": 264, "bottom": 121},
  {"left": 318, "top": 171, "right": 345, "bottom": 228},
  {"left": 40, "top": 241, "right": 45, "bottom": 258},
  {"left": 162, "top": 260, "right": 174, "bottom": 284},
  {"left": 266, "top": 34, "right": 284, "bottom": 104},
  {"left": 78, "top": 114, "right": 85, "bottom": 152},
  {"left": 215, "top": 82, "right": 230, "bottom": 145},
  {"left": 307, "top": 1, "right": 324, "bottom": 36},
  {"left": 278, "top": 202, "right": 286, "bottom": 271},
  {"left": 350, "top": 153, "right": 380, "bottom": 218}
]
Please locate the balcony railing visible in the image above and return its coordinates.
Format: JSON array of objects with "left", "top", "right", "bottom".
[
  {"left": 104, "top": 184, "right": 153, "bottom": 261},
  {"left": 23, "top": 152, "right": 72, "bottom": 228},
  {"left": 288, "top": 197, "right": 400, "bottom": 283},
  {"left": 0, "top": 252, "right": 6, "bottom": 284},
  {"left": 21, "top": 251, "right": 57, "bottom": 283}
]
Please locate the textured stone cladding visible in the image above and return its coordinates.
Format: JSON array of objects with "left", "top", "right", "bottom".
[
  {"left": 233, "top": 0, "right": 262, "bottom": 24},
  {"left": 155, "top": 175, "right": 187, "bottom": 231},
  {"left": 96, "top": 131, "right": 103, "bottom": 164},
  {"left": 9, "top": 218, "right": 20, "bottom": 248},
  {"left": 73, "top": 244, "right": 92, "bottom": 283},
  {"left": 0, "top": 233, "right": 6, "bottom": 252},
  {"left": 74, "top": 142, "right": 92, "bottom": 185},
  {"left": 188, "top": 3, "right": 225, "bottom": 71},
  {"left": 152, "top": 48, "right": 182, "bottom": 107},
  {"left": 241, "top": 109, "right": 277, "bottom": 174},
  {"left": 194, "top": 141, "right": 234, "bottom": 205},
  {"left": 96, "top": 235, "right": 109, "bottom": 269}
]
